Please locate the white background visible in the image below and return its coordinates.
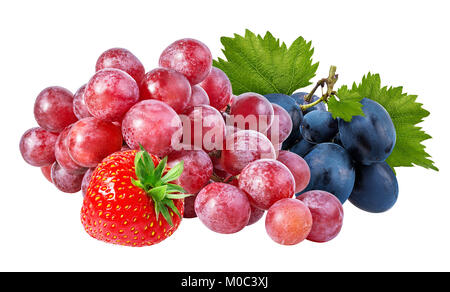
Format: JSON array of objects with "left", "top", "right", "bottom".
[{"left": 1, "top": 0, "right": 449, "bottom": 272}]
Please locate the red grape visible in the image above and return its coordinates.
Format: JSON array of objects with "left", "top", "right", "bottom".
[
  {"left": 183, "top": 194, "right": 197, "bottom": 219},
  {"left": 266, "top": 104, "right": 293, "bottom": 145},
  {"left": 81, "top": 168, "right": 94, "bottom": 197},
  {"left": 247, "top": 205, "right": 265, "bottom": 226},
  {"left": 230, "top": 93, "right": 274, "bottom": 133},
  {"left": 199, "top": 67, "right": 232, "bottom": 111},
  {"left": 226, "top": 176, "right": 239, "bottom": 187},
  {"left": 34, "top": 86, "right": 77, "bottom": 133},
  {"left": 41, "top": 165, "right": 53, "bottom": 183},
  {"left": 277, "top": 150, "right": 311, "bottom": 193},
  {"left": 95, "top": 48, "right": 145, "bottom": 84},
  {"left": 210, "top": 155, "right": 231, "bottom": 180},
  {"left": 195, "top": 182, "right": 251, "bottom": 234},
  {"left": 239, "top": 159, "right": 295, "bottom": 210},
  {"left": 297, "top": 190, "right": 344, "bottom": 243},
  {"left": 167, "top": 149, "right": 213, "bottom": 194},
  {"left": 84, "top": 68, "right": 139, "bottom": 122},
  {"left": 224, "top": 124, "right": 239, "bottom": 137},
  {"left": 184, "top": 105, "right": 226, "bottom": 152},
  {"left": 159, "top": 38, "right": 212, "bottom": 85},
  {"left": 72, "top": 84, "right": 92, "bottom": 119},
  {"left": 121, "top": 144, "right": 131, "bottom": 151},
  {"left": 265, "top": 198, "right": 312, "bottom": 245},
  {"left": 67, "top": 118, "right": 122, "bottom": 167},
  {"left": 273, "top": 143, "right": 283, "bottom": 158},
  {"left": 20, "top": 127, "right": 58, "bottom": 167},
  {"left": 221, "top": 130, "right": 276, "bottom": 176},
  {"left": 51, "top": 162, "right": 85, "bottom": 193},
  {"left": 140, "top": 68, "right": 191, "bottom": 114},
  {"left": 222, "top": 121, "right": 240, "bottom": 147},
  {"left": 186, "top": 85, "right": 210, "bottom": 110},
  {"left": 122, "top": 100, "right": 183, "bottom": 157},
  {"left": 55, "top": 126, "right": 86, "bottom": 173}
]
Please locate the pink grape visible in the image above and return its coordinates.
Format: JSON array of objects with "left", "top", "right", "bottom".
[
  {"left": 297, "top": 190, "right": 344, "bottom": 243},
  {"left": 167, "top": 149, "right": 213, "bottom": 194},
  {"left": 184, "top": 105, "right": 226, "bottom": 152},
  {"left": 51, "top": 162, "right": 85, "bottom": 193},
  {"left": 183, "top": 194, "right": 197, "bottom": 219},
  {"left": 140, "top": 68, "right": 191, "bottom": 114},
  {"left": 230, "top": 94, "right": 236, "bottom": 104},
  {"left": 55, "top": 126, "right": 86, "bottom": 173},
  {"left": 95, "top": 48, "right": 145, "bottom": 84},
  {"left": 41, "top": 165, "right": 53, "bottom": 183},
  {"left": 72, "top": 84, "right": 92, "bottom": 119},
  {"left": 230, "top": 93, "right": 274, "bottom": 133},
  {"left": 81, "top": 168, "right": 95, "bottom": 197},
  {"left": 195, "top": 182, "right": 251, "bottom": 234},
  {"left": 266, "top": 104, "right": 293, "bottom": 145},
  {"left": 199, "top": 67, "right": 232, "bottom": 111},
  {"left": 34, "top": 86, "right": 77, "bottom": 133},
  {"left": 239, "top": 159, "right": 295, "bottom": 210},
  {"left": 84, "top": 68, "right": 139, "bottom": 122},
  {"left": 247, "top": 205, "right": 265, "bottom": 226},
  {"left": 20, "top": 127, "right": 58, "bottom": 167},
  {"left": 122, "top": 100, "right": 183, "bottom": 157},
  {"left": 67, "top": 118, "right": 122, "bottom": 167},
  {"left": 226, "top": 176, "right": 239, "bottom": 187},
  {"left": 184, "top": 179, "right": 213, "bottom": 218},
  {"left": 221, "top": 130, "right": 276, "bottom": 176},
  {"left": 277, "top": 150, "right": 311, "bottom": 193},
  {"left": 210, "top": 155, "right": 231, "bottom": 180},
  {"left": 159, "top": 38, "right": 212, "bottom": 85},
  {"left": 121, "top": 144, "right": 131, "bottom": 151},
  {"left": 265, "top": 198, "right": 312, "bottom": 245},
  {"left": 186, "top": 85, "right": 210, "bottom": 110},
  {"left": 222, "top": 122, "right": 240, "bottom": 149}
]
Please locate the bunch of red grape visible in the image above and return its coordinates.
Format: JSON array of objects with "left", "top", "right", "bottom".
[{"left": 20, "top": 38, "right": 345, "bottom": 246}]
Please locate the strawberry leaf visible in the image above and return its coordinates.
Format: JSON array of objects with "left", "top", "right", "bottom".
[
  {"left": 163, "top": 199, "right": 182, "bottom": 219},
  {"left": 213, "top": 29, "right": 318, "bottom": 95},
  {"left": 131, "top": 178, "right": 145, "bottom": 189},
  {"left": 158, "top": 203, "right": 173, "bottom": 226},
  {"left": 134, "top": 150, "right": 144, "bottom": 169},
  {"left": 148, "top": 185, "right": 168, "bottom": 202},
  {"left": 141, "top": 150, "right": 155, "bottom": 174},
  {"left": 131, "top": 148, "right": 186, "bottom": 226},
  {"left": 161, "top": 161, "right": 184, "bottom": 183},
  {"left": 153, "top": 157, "right": 167, "bottom": 186},
  {"left": 134, "top": 158, "right": 150, "bottom": 185},
  {"left": 166, "top": 193, "right": 192, "bottom": 199},
  {"left": 166, "top": 183, "right": 187, "bottom": 194}
]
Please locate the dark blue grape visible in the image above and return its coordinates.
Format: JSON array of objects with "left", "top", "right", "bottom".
[
  {"left": 264, "top": 93, "right": 303, "bottom": 149},
  {"left": 349, "top": 162, "right": 398, "bottom": 213},
  {"left": 291, "top": 92, "right": 327, "bottom": 114},
  {"left": 298, "top": 143, "right": 355, "bottom": 203},
  {"left": 300, "top": 110, "right": 338, "bottom": 144},
  {"left": 338, "top": 98, "right": 396, "bottom": 165},
  {"left": 290, "top": 138, "right": 315, "bottom": 157}
]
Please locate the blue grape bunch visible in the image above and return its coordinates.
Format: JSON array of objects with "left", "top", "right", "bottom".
[{"left": 264, "top": 93, "right": 398, "bottom": 213}]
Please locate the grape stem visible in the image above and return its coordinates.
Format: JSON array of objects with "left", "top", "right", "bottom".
[
  {"left": 211, "top": 172, "right": 238, "bottom": 184},
  {"left": 301, "top": 65, "right": 338, "bottom": 111}
]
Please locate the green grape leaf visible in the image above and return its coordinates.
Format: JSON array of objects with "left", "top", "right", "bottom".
[
  {"left": 327, "top": 85, "right": 365, "bottom": 122},
  {"left": 346, "top": 73, "right": 437, "bottom": 171},
  {"left": 213, "top": 29, "right": 318, "bottom": 95}
]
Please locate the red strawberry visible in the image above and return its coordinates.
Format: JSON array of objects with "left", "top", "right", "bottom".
[{"left": 81, "top": 147, "right": 189, "bottom": 247}]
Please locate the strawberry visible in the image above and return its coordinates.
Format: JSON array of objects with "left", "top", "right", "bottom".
[{"left": 81, "top": 147, "right": 189, "bottom": 247}]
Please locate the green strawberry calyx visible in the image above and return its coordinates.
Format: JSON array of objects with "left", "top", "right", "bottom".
[{"left": 131, "top": 145, "right": 191, "bottom": 226}]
